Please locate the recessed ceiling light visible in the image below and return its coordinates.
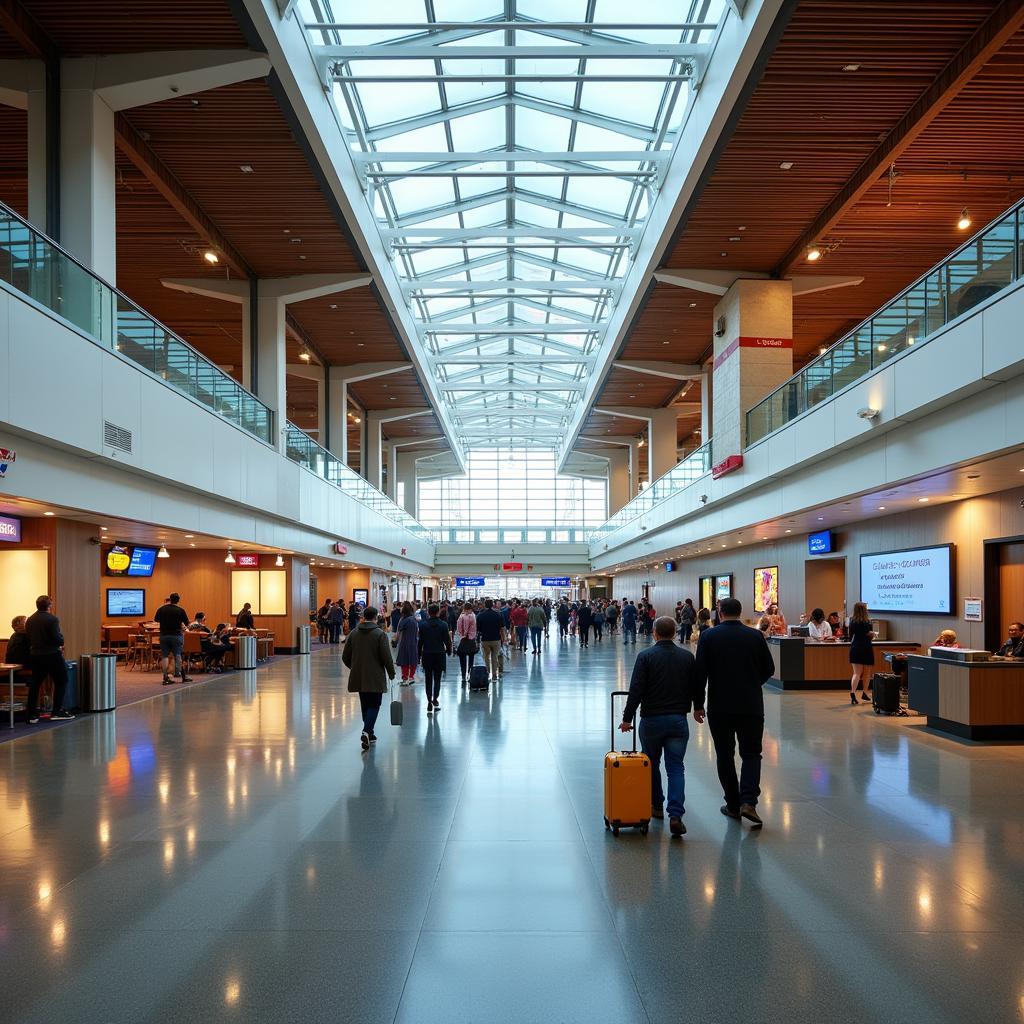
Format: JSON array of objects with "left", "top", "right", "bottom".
[
  {"left": 239, "top": 164, "right": 255, "bottom": 174},
  {"left": 806, "top": 244, "right": 822, "bottom": 262},
  {"left": 779, "top": 161, "right": 794, "bottom": 170},
  {"left": 918, "top": 497, "right": 929, "bottom": 503},
  {"left": 298, "top": 255, "right": 307, "bottom": 261},
  {"left": 44, "top": 511, "right": 55, "bottom": 517},
  {"left": 203, "top": 251, "right": 219, "bottom": 264},
  {"left": 738, "top": 225, "right": 747, "bottom": 231},
  {"left": 785, "top": 529, "right": 791, "bottom": 533},
  {"left": 720, "top": 251, "right": 728, "bottom": 257},
  {"left": 878, "top": 506, "right": 886, "bottom": 510},
  {"left": 100, "top": 526, "right": 108, "bottom": 531},
  {"left": 841, "top": 64, "right": 860, "bottom": 72},
  {"left": 689, "top": 302, "right": 697, "bottom": 308},
  {"left": 729, "top": 236, "right": 741, "bottom": 242},
  {"left": 817, "top": 516, "right": 824, "bottom": 521}
]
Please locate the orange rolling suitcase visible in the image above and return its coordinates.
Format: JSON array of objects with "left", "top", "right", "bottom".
[{"left": 604, "top": 690, "right": 651, "bottom": 835}]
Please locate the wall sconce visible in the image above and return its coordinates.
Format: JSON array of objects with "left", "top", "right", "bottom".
[{"left": 856, "top": 407, "right": 880, "bottom": 421}]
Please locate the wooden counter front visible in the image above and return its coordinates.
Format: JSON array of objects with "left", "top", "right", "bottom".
[
  {"left": 907, "top": 655, "right": 1024, "bottom": 740},
  {"left": 768, "top": 638, "right": 921, "bottom": 690}
]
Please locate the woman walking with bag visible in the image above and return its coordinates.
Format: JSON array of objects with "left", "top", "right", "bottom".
[
  {"left": 454, "top": 601, "right": 478, "bottom": 686},
  {"left": 342, "top": 605, "right": 396, "bottom": 751},
  {"left": 394, "top": 601, "right": 419, "bottom": 685}
]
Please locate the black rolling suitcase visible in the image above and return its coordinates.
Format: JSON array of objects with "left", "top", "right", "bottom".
[
  {"left": 469, "top": 665, "right": 490, "bottom": 691},
  {"left": 872, "top": 673, "right": 902, "bottom": 715}
]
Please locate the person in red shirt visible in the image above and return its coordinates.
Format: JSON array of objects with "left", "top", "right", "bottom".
[{"left": 510, "top": 600, "right": 529, "bottom": 652}]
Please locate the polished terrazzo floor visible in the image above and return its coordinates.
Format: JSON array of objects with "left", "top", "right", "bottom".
[{"left": 2, "top": 632, "right": 1023, "bottom": 1023}]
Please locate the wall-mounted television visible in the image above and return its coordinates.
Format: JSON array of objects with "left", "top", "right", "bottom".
[
  {"left": 753, "top": 566, "right": 779, "bottom": 613},
  {"left": 353, "top": 588, "right": 368, "bottom": 606},
  {"left": 107, "top": 588, "right": 146, "bottom": 617},
  {"left": 126, "top": 546, "right": 158, "bottom": 577},
  {"left": 859, "top": 544, "right": 954, "bottom": 614},
  {"left": 715, "top": 574, "right": 733, "bottom": 601},
  {"left": 105, "top": 544, "right": 158, "bottom": 577},
  {"left": 664, "top": 561, "right": 675, "bottom": 572},
  {"left": 808, "top": 530, "right": 834, "bottom": 554}
]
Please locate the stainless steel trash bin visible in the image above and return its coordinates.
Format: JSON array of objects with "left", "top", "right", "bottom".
[
  {"left": 297, "top": 624, "right": 311, "bottom": 655},
  {"left": 83, "top": 653, "right": 117, "bottom": 712},
  {"left": 236, "top": 634, "right": 257, "bottom": 670}
]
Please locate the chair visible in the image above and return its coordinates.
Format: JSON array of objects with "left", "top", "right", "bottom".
[
  {"left": 105, "top": 626, "right": 132, "bottom": 661},
  {"left": 182, "top": 631, "right": 204, "bottom": 673}
]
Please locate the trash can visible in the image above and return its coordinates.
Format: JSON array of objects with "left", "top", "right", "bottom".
[
  {"left": 82, "top": 653, "right": 117, "bottom": 712},
  {"left": 236, "top": 634, "right": 257, "bottom": 670},
  {"left": 297, "top": 624, "right": 311, "bottom": 655}
]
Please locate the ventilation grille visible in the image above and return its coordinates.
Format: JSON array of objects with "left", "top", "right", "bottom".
[{"left": 104, "top": 421, "right": 132, "bottom": 454}]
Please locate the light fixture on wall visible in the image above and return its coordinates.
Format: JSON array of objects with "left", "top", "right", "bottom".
[
  {"left": 275, "top": 553, "right": 284, "bottom": 567},
  {"left": 224, "top": 547, "right": 236, "bottom": 564},
  {"left": 157, "top": 544, "right": 170, "bottom": 559},
  {"left": 856, "top": 407, "right": 880, "bottom": 420}
]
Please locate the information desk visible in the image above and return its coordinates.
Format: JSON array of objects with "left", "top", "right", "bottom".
[
  {"left": 767, "top": 637, "right": 921, "bottom": 690},
  {"left": 907, "top": 654, "right": 1024, "bottom": 740}
]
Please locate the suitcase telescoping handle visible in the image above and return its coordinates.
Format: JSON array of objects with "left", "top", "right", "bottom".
[{"left": 610, "top": 690, "right": 637, "bottom": 754}]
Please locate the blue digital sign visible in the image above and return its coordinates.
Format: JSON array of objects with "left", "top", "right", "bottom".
[
  {"left": 664, "top": 562, "right": 675, "bottom": 572},
  {"left": 808, "top": 530, "right": 833, "bottom": 555},
  {"left": 541, "top": 577, "right": 571, "bottom": 587},
  {"left": 455, "top": 576, "right": 486, "bottom": 588},
  {"left": 126, "top": 546, "right": 158, "bottom": 577}
]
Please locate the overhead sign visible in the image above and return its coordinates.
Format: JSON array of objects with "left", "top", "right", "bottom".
[
  {"left": 333, "top": 542, "right": 348, "bottom": 555},
  {"left": 712, "top": 454, "right": 743, "bottom": 479},
  {"left": 541, "top": 577, "right": 571, "bottom": 588},
  {"left": 0, "top": 447, "right": 15, "bottom": 478},
  {"left": 808, "top": 530, "right": 834, "bottom": 554},
  {"left": 502, "top": 562, "right": 523, "bottom": 571},
  {"left": 235, "top": 553, "right": 260, "bottom": 568},
  {"left": 0, "top": 514, "right": 21, "bottom": 542},
  {"left": 455, "top": 576, "right": 485, "bottom": 588}
]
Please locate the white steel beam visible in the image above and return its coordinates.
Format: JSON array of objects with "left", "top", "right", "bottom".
[
  {"left": 317, "top": 43, "right": 708, "bottom": 61},
  {"left": 612, "top": 360, "right": 702, "bottom": 380},
  {"left": 441, "top": 384, "right": 585, "bottom": 392},
  {"left": 423, "top": 324, "right": 603, "bottom": 334},
  {"left": 357, "top": 152, "right": 667, "bottom": 166}
]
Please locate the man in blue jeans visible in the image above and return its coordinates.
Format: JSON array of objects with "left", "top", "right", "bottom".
[
  {"left": 621, "top": 600, "right": 638, "bottom": 644},
  {"left": 620, "top": 615, "right": 699, "bottom": 836}
]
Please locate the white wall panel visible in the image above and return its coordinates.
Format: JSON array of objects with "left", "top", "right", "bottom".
[
  {"left": 0, "top": 290, "right": 10, "bottom": 425},
  {"left": 981, "top": 283, "right": 1024, "bottom": 381}
]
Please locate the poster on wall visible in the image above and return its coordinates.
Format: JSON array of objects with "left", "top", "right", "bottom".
[
  {"left": 353, "top": 588, "right": 368, "bottom": 606},
  {"left": 753, "top": 566, "right": 779, "bottom": 613},
  {"left": 859, "top": 544, "right": 954, "bottom": 614},
  {"left": 963, "top": 597, "right": 983, "bottom": 622},
  {"left": 715, "top": 574, "right": 733, "bottom": 601},
  {"left": 700, "top": 576, "right": 714, "bottom": 611}
]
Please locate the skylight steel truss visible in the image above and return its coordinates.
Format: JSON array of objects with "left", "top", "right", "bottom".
[{"left": 300, "top": 0, "right": 724, "bottom": 454}]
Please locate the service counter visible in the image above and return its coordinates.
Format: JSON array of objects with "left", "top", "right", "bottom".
[
  {"left": 767, "top": 637, "right": 921, "bottom": 690},
  {"left": 907, "top": 654, "right": 1024, "bottom": 740}
]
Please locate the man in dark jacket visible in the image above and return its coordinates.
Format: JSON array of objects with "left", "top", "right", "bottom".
[
  {"left": 577, "top": 602, "right": 593, "bottom": 648},
  {"left": 342, "top": 606, "right": 396, "bottom": 750},
  {"left": 621, "top": 601, "right": 638, "bottom": 644},
  {"left": 620, "top": 616, "right": 697, "bottom": 836},
  {"left": 556, "top": 600, "right": 570, "bottom": 640},
  {"left": 25, "top": 596, "right": 75, "bottom": 723},
  {"left": 694, "top": 597, "right": 776, "bottom": 827}
]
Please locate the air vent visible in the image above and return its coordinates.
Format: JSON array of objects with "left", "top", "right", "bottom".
[{"left": 104, "top": 421, "right": 132, "bottom": 454}]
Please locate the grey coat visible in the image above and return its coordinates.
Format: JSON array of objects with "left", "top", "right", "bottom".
[{"left": 342, "top": 622, "right": 396, "bottom": 693}]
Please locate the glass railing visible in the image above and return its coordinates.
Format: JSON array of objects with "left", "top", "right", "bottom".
[
  {"left": 0, "top": 200, "right": 273, "bottom": 444},
  {"left": 429, "top": 526, "right": 594, "bottom": 544},
  {"left": 588, "top": 441, "right": 712, "bottom": 544},
  {"left": 747, "top": 196, "right": 1024, "bottom": 446},
  {"left": 284, "top": 422, "right": 434, "bottom": 543}
]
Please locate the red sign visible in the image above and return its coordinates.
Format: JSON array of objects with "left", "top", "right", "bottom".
[
  {"left": 333, "top": 542, "right": 348, "bottom": 555},
  {"left": 502, "top": 562, "right": 523, "bottom": 571},
  {"left": 713, "top": 336, "right": 792, "bottom": 369},
  {"left": 235, "top": 553, "right": 260, "bottom": 568},
  {"left": 712, "top": 454, "right": 744, "bottom": 479},
  {"left": 0, "top": 447, "right": 15, "bottom": 478}
]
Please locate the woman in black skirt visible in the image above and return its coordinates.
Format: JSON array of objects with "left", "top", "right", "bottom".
[{"left": 848, "top": 602, "right": 875, "bottom": 705}]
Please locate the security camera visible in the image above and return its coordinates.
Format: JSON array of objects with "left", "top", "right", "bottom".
[
  {"left": 89, "top": 536, "right": 101, "bottom": 546},
  {"left": 715, "top": 316, "right": 726, "bottom": 338}
]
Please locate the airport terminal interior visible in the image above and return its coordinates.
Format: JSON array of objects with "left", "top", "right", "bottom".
[{"left": 2, "top": 0, "right": 1024, "bottom": 1021}]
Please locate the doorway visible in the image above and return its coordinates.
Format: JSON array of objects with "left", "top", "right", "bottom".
[
  {"left": 804, "top": 557, "right": 845, "bottom": 621},
  {"left": 983, "top": 536, "right": 1024, "bottom": 650}
]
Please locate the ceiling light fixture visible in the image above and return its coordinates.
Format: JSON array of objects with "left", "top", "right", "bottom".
[
  {"left": 239, "top": 164, "right": 255, "bottom": 174},
  {"left": 918, "top": 497, "right": 929, "bottom": 503},
  {"left": 878, "top": 506, "right": 886, "bottom": 511},
  {"left": 957, "top": 208, "right": 972, "bottom": 231},
  {"left": 841, "top": 63, "right": 860, "bottom": 72},
  {"left": 779, "top": 161, "right": 794, "bottom": 170},
  {"left": 43, "top": 511, "right": 55, "bottom": 517},
  {"left": 157, "top": 544, "right": 170, "bottom": 559},
  {"left": 203, "top": 251, "right": 219, "bottom": 265},
  {"left": 275, "top": 554, "right": 285, "bottom": 567},
  {"left": 299, "top": 348, "right": 311, "bottom": 362},
  {"left": 806, "top": 244, "right": 822, "bottom": 262},
  {"left": 224, "top": 547, "right": 236, "bottom": 564}
]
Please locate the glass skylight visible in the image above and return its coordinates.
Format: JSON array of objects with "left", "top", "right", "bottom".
[{"left": 300, "top": 0, "right": 724, "bottom": 452}]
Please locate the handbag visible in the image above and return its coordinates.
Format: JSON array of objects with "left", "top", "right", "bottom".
[{"left": 458, "top": 636, "right": 478, "bottom": 656}]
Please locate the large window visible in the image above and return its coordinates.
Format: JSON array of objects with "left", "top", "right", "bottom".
[{"left": 418, "top": 449, "right": 606, "bottom": 529}]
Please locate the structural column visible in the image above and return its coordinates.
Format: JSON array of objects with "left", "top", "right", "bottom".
[
  {"left": 711, "top": 279, "right": 793, "bottom": 461},
  {"left": 325, "top": 362, "right": 411, "bottom": 463},
  {"left": 647, "top": 408, "right": 680, "bottom": 482},
  {"left": 606, "top": 447, "right": 631, "bottom": 515}
]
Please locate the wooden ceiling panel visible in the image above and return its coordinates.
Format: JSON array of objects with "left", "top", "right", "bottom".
[
  {"left": 598, "top": 369, "right": 678, "bottom": 408},
  {"left": 0, "top": 106, "right": 26, "bottom": 214},
  {"left": 350, "top": 372, "right": 427, "bottom": 412},
  {"left": 287, "top": 289, "right": 407, "bottom": 366}
]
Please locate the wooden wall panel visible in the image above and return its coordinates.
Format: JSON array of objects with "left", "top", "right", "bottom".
[
  {"left": 998, "top": 543, "right": 1024, "bottom": 638},
  {"left": 612, "top": 484, "right": 1024, "bottom": 652}
]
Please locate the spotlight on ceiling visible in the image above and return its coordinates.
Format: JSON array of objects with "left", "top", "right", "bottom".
[
  {"left": 157, "top": 544, "right": 170, "bottom": 559},
  {"left": 957, "top": 208, "right": 972, "bottom": 231},
  {"left": 203, "top": 250, "right": 219, "bottom": 265},
  {"left": 806, "top": 244, "right": 822, "bottom": 262}
]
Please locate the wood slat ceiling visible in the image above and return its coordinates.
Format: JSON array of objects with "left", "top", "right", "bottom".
[
  {"left": 0, "top": 0, "right": 248, "bottom": 57},
  {"left": 580, "top": 0, "right": 1024, "bottom": 456}
]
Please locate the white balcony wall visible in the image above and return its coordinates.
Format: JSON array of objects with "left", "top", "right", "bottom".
[
  {"left": 591, "top": 281, "right": 1024, "bottom": 568},
  {"left": 0, "top": 285, "right": 434, "bottom": 571}
]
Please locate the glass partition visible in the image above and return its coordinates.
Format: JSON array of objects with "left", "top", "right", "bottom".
[
  {"left": 284, "top": 423, "right": 434, "bottom": 543},
  {"left": 587, "top": 441, "right": 712, "bottom": 544},
  {"left": 0, "top": 201, "right": 273, "bottom": 444},
  {"left": 746, "top": 196, "right": 1023, "bottom": 446}
]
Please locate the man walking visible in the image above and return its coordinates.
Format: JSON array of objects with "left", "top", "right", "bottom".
[
  {"left": 693, "top": 597, "right": 776, "bottom": 827},
  {"left": 619, "top": 616, "right": 697, "bottom": 836},
  {"left": 156, "top": 592, "right": 192, "bottom": 685},
  {"left": 621, "top": 600, "right": 637, "bottom": 645},
  {"left": 476, "top": 598, "right": 506, "bottom": 682}
]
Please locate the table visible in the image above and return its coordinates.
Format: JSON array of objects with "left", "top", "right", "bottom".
[{"left": 0, "top": 663, "right": 25, "bottom": 729}]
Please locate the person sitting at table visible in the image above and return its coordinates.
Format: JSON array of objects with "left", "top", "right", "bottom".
[
  {"left": 827, "top": 611, "right": 842, "bottom": 636},
  {"left": 202, "top": 623, "right": 232, "bottom": 671},
  {"left": 235, "top": 603, "right": 255, "bottom": 630},
  {"left": 996, "top": 621, "right": 1024, "bottom": 658},
  {"left": 188, "top": 612, "right": 212, "bottom": 634},
  {"left": 807, "top": 608, "right": 834, "bottom": 641},
  {"left": 932, "top": 629, "right": 960, "bottom": 649}
]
